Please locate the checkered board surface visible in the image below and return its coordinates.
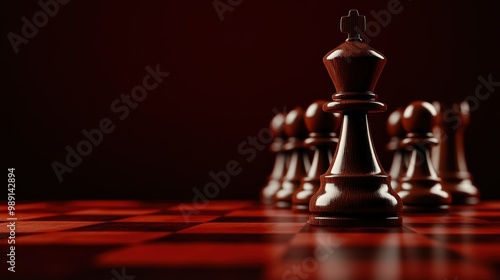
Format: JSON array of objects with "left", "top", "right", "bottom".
[{"left": 1, "top": 200, "right": 500, "bottom": 280}]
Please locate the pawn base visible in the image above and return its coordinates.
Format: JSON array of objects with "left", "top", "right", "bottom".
[
  {"left": 403, "top": 204, "right": 450, "bottom": 213},
  {"left": 291, "top": 204, "right": 309, "bottom": 212},
  {"left": 442, "top": 178, "right": 480, "bottom": 205},
  {"left": 274, "top": 201, "right": 291, "bottom": 209},
  {"left": 260, "top": 178, "right": 281, "bottom": 205},
  {"left": 452, "top": 196, "right": 479, "bottom": 205}
]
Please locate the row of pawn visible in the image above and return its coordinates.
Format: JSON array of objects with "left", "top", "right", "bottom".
[
  {"left": 261, "top": 99, "right": 479, "bottom": 212},
  {"left": 260, "top": 100, "right": 341, "bottom": 211}
]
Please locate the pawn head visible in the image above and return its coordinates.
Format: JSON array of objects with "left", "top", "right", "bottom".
[
  {"left": 402, "top": 101, "right": 437, "bottom": 135},
  {"left": 305, "top": 100, "right": 341, "bottom": 134},
  {"left": 270, "top": 112, "right": 286, "bottom": 138},
  {"left": 386, "top": 107, "right": 406, "bottom": 138},
  {"left": 284, "top": 106, "right": 308, "bottom": 139}
]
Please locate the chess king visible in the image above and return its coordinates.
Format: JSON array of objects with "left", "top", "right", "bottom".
[{"left": 308, "top": 10, "right": 403, "bottom": 226}]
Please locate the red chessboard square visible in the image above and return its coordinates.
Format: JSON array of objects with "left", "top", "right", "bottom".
[
  {"left": 67, "top": 208, "right": 159, "bottom": 216},
  {"left": 290, "top": 232, "right": 439, "bottom": 247},
  {"left": 153, "top": 233, "right": 294, "bottom": 243},
  {"left": 65, "top": 222, "right": 199, "bottom": 232},
  {"left": 96, "top": 243, "right": 288, "bottom": 266},
  {"left": 15, "top": 231, "right": 170, "bottom": 245},
  {"left": 115, "top": 214, "right": 219, "bottom": 223},
  {"left": 171, "top": 201, "right": 253, "bottom": 211},
  {"left": 226, "top": 209, "right": 309, "bottom": 217},
  {"left": 0, "top": 221, "right": 102, "bottom": 233},
  {"left": 178, "top": 222, "right": 305, "bottom": 234}
]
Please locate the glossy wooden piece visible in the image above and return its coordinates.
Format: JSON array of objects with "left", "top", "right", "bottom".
[
  {"left": 308, "top": 10, "right": 402, "bottom": 227},
  {"left": 292, "top": 100, "right": 341, "bottom": 212},
  {"left": 274, "top": 106, "right": 310, "bottom": 209},
  {"left": 387, "top": 107, "right": 410, "bottom": 190},
  {"left": 398, "top": 101, "right": 451, "bottom": 212},
  {"left": 433, "top": 101, "right": 480, "bottom": 205},
  {"left": 260, "top": 112, "right": 288, "bottom": 204}
]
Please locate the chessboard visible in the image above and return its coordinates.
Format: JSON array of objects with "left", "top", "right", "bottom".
[{"left": 1, "top": 200, "right": 500, "bottom": 280}]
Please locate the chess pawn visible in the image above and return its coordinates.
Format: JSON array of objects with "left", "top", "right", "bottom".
[
  {"left": 309, "top": 10, "right": 402, "bottom": 227},
  {"left": 386, "top": 107, "right": 410, "bottom": 190},
  {"left": 434, "top": 101, "right": 479, "bottom": 205},
  {"left": 260, "top": 112, "right": 288, "bottom": 204},
  {"left": 292, "top": 100, "right": 341, "bottom": 212},
  {"left": 274, "top": 106, "right": 310, "bottom": 208},
  {"left": 398, "top": 101, "right": 451, "bottom": 211}
]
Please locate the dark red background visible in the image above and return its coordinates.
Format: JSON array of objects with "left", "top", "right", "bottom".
[{"left": 2, "top": 0, "right": 499, "bottom": 201}]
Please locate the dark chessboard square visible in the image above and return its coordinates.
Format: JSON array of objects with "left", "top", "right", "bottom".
[
  {"left": 170, "top": 201, "right": 254, "bottom": 212},
  {"left": 27, "top": 215, "right": 129, "bottom": 222},
  {"left": 138, "top": 201, "right": 181, "bottom": 208},
  {"left": 239, "top": 204, "right": 276, "bottom": 210},
  {"left": 153, "top": 233, "right": 294, "bottom": 243},
  {"left": 211, "top": 216, "right": 308, "bottom": 223},
  {"left": 157, "top": 210, "right": 232, "bottom": 216},
  {"left": 65, "top": 222, "right": 199, "bottom": 232},
  {"left": 476, "top": 216, "right": 500, "bottom": 222},
  {"left": 120, "top": 267, "right": 263, "bottom": 280},
  {"left": 0, "top": 245, "right": 118, "bottom": 280},
  {"left": 300, "top": 223, "right": 414, "bottom": 233},
  {"left": 491, "top": 262, "right": 500, "bottom": 279},
  {"left": 67, "top": 267, "right": 264, "bottom": 280}
]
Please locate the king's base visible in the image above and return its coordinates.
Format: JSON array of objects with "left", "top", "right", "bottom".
[{"left": 308, "top": 214, "right": 402, "bottom": 227}]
